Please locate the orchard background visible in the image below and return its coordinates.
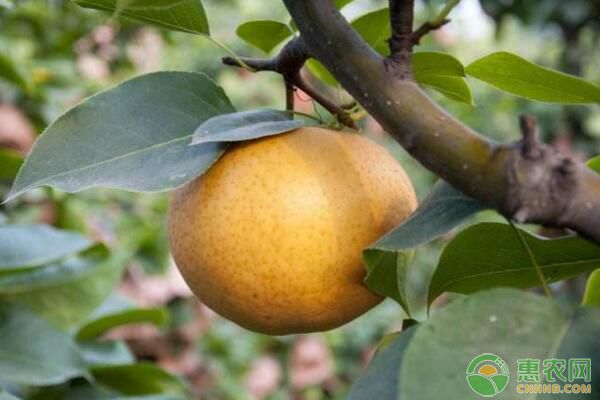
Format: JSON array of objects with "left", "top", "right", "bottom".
[{"left": 0, "top": 0, "right": 599, "bottom": 399}]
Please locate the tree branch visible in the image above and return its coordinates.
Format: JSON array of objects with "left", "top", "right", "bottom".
[
  {"left": 386, "top": 0, "right": 415, "bottom": 79},
  {"left": 411, "top": 0, "right": 460, "bottom": 44},
  {"left": 222, "top": 37, "right": 356, "bottom": 129},
  {"left": 410, "top": 19, "right": 450, "bottom": 45},
  {"left": 282, "top": 0, "right": 600, "bottom": 244}
]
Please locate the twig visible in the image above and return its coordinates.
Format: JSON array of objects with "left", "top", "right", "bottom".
[
  {"left": 519, "top": 114, "right": 542, "bottom": 159},
  {"left": 222, "top": 37, "right": 356, "bottom": 128},
  {"left": 411, "top": 19, "right": 451, "bottom": 45},
  {"left": 411, "top": 0, "right": 460, "bottom": 44},
  {"left": 387, "top": 0, "right": 461, "bottom": 77},
  {"left": 291, "top": 71, "right": 357, "bottom": 129}
]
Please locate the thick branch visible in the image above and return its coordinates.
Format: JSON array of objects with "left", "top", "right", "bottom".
[
  {"left": 283, "top": 0, "right": 600, "bottom": 244},
  {"left": 222, "top": 37, "right": 356, "bottom": 128}
]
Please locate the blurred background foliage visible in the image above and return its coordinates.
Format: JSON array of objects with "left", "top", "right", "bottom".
[{"left": 0, "top": 0, "right": 599, "bottom": 398}]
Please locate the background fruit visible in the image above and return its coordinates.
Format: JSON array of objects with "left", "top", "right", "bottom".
[{"left": 169, "top": 127, "right": 418, "bottom": 335}]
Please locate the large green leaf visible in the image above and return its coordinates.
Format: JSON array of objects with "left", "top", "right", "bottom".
[
  {"left": 7, "top": 72, "right": 234, "bottom": 202},
  {"left": 399, "top": 289, "right": 599, "bottom": 399},
  {"left": 0, "top": 224, "right": 92, "bottom": 273},
  {"left": 0, "top": 149, "right": 23, "bottom": 181},
  {"left": 466, "top": 52, "right": 600, "bottom": 103},
  {"left": 429, "top": 222, "right": 600, "bottom": 303},
  {"left": 349, "top": 289, "right": 600, "bottom": 399},
  {"left": 0, "top": 53, "right": 28, "bottom": 91},
  {"left": 236, "top": 21, "right": 292, "bottom": 54},
  {"left": 92, "top": 364, "right": 186, "bottom": 395},
  {"left": 363, "top": 181, "right": 484, "bottom": 314},
  {"left": 0, "top": 248, "right": 130, "bottom": 328},
  {"left": 73, "top": 0, "right": 209, "bottom": 35},
  {"left": 0, "top": 303, "right": 88, "bottom": 386},
  {"left": 191, "top": 109, "right": 306, "bottom": 145},
  {"left": 583, "top": 269, "right": 600, "bottom": 307}
]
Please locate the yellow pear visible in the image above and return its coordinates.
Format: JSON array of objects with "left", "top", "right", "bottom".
[{"left": 168, "top": 127, "right": 417, "bottom": 335}]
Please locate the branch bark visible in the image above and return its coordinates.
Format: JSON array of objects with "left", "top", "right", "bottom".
[
  {"left": 282, "top": 0, "right": 600, "bottom": 244},
  {"left": 386, "top": 0, "right": 415, "bottom": 79}
]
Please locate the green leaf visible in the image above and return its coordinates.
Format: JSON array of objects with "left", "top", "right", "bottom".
[
  {"left": 0, "top": 248, "right": 131, "bottom": 328},
  {"left": 348, "top": 289, "right": 600, "bottom": 399},
  {"left": 398, "top": 289, "right": 599, "bottom": 399},
  {"left": 0, "top": 149, "right": 23, "bottom": 181},
  {"left": 77, "top": 307, "right": 168, "bottom": 341},
  {"left": 417, "top": 75, "right": 473, "bottom": 104},
  {"left": 413, "top": 52, "right": 472, "bottom": 104},
  {"left": 429, "top": 222, "right": 600, "bottom": 303},
  {"left": 587, "top": 155, "right": 600, "bottom": 173},
  {"left": 73, "top": 0, "right": 209, "bottom": 35},
  {"left": 0, "top": 53, "right": 28, "bottom": 91},
  {"left": 80, "top": 341, "right": 135, "bottom": 366},
  {"left": 236, "top": 21, "right": 292, "bottom": 54},
  {"left": 583, "top": 269, "right": 600, "bottom": 307},
  {"left": 0, "top": 224, "right": 93, "bottom": 273},
  {"left": 0, "top": 303, "right": 88, "bottom": 385},
  {"left": 465, "top": 52, "right": 600, "bottom": 104},
  {"left": 7, "top": 72, "right": 234, "bottom": 202},
  {"left": 347, "top": 328, "right": 416, "bottom": 399},
  {"left": 306, "top": 59, "right": 338, "bottom": 86},
  {"left": 413, "top": 51, "right": 466, "bottom": 78},
  {"left": 351, "top": 8, "right": 390, "bottom": 55},
  {"left": 92, "top": 364, "right": 186, "bottom": 395},
  {"left": 190, "top": 109, "right": 306, "bottom": 145},
  {"left": 363, "top": 181, "right": 484, "bottom": 313},
  {"left": 334, "top": 0, "right": 355, "bottom": 8}
]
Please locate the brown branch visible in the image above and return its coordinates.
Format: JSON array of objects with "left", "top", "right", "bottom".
[
  {"left": 291, "top": 71, "right": 357, "bottom": 129},
  {"left": 386, "top": 0, "right": 415, "bottom": 79},
  {"left": 222, "top": 37, "right": 356, "bottom": 129},
  {"left": 282, "top": 0, "right": 600, "bottom": 244},
  {"left": 411, "top": 19, "right": 450, "bottom": 45},
  {"left": 519, "top": 114, "right": 542, "bottom": 159}
]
